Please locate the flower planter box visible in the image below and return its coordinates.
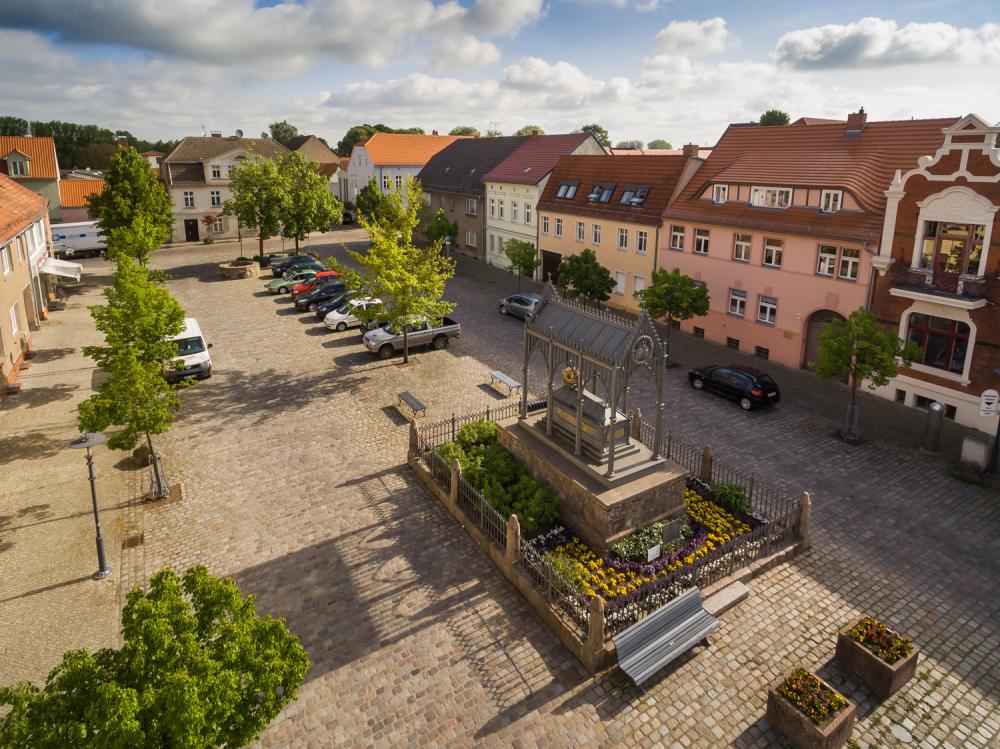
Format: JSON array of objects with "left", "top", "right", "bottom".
[
  {"left": 766, "top": 670, "right": 856, "bottom": 749},
  {"left": 835, "top": 617, "right": 919, "bottom": 699}
]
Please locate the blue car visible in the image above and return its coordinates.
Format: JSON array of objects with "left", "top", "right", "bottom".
[{"left": 313, "top": 289, "right": 358, "bottom": 319}]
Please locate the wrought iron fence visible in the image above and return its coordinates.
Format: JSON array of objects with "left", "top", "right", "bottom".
[
  {"left": 416, "top": 397, "right": 546, "bottom": 454},
  {"left": 455, "top": 474, "right": 507, "bottom": 547},
  {"left": 517, "top": 537, "right": 591, "bottom": 634}
]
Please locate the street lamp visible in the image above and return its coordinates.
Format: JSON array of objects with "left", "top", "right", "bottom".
[{"left": 68, "top": 432, "right": 113, "bottom": 580}]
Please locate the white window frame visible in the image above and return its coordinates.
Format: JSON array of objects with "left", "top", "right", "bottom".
[
  {"left": 733, "top": 234, "right": 751, "bottom": 262},
  {"left": 541, "top": 216, "right": 549, "bottom": 235},
  {"left": 395, "top": 174, "right": 403, "bottom": 192},
  {"left": 617, "top": 228, "right": 628, "bottom": 251},
  {"left": 1, "top": 244, "right": 10, "bottom": 275},
  {"left": 817, "top": 245, "right": 837, "bottom": 276},
  {"left": 575, "top": 221, "right": 585, "bottom": 242},
  {"left": 763, "top": 238, "right": 783, "bottom": 268},
  {"left": 512, "top": 201, "right": 519, "bottom": 223},
  {"left": 489, "top": 234, "right": 495, "bottom": 254},
  {"left": 713, "top": 184, "right": 728, "bottom": 203},
  {"left": 211, "top": 165, "right": 221, "bottom": 179},
  {"left": 524, "top": 204, "right": 532, "bottom": 225},
  {"left": 592, "top": 224, "right": 601, "bottom": 245},
  {"left": 633, "top": 275, "right": 645, "bottom": 295},
  {"left": 636, "top": 231, "right": 648, "bottom": 256},
  {"left": 382, "top": 173, "right": 391, "bottom": 191},
  {"left": 210, "top": 190, "right": 221, "bottom": 207},
  {"left": 212, "top": 218, "right": 224, "bottom": 234},
  {"left": 614, "top": 271, "right": 626, "bottom": 296},
  {"left": 555, "top": 218, "right": 563, "bottom": 238},
  {"left": 183, "top": 191, "right": 194, "bottom": 208},
  {"left": 8, "top": 160, "right": 27, "bottom": 177},
  {"left": 728, "top": 289, "right": 746, "bottom": 317},
  {"left": 750, "top": 186, "right": 792, "bottom": 209},
  {"left": 757, "top": 295, "right": 777, "bottom": 325},
  {"left": 466, "top": 198, "right": 477, "bottom": 216},
  {"left": 838, "top": 248, "right": 860, "bottom": 281},
  {"left": 466, "top": 230, "right": 477, "bottom": 248},
  {"left": 489, "top": 198, "right": 496, "bottom": 218},
  {"left": 10, "top": 303, "right": 19, "bottom": 335},
  {"left": 821, "top": 189, "right": 842, "bottom": 213},
  {"left": 694, "top": 229, "right": 710, "bottom": 256},
  {"left": 670, "top": 225, "right": 684, "bottom": 250},
  {"left": 498, "top": 200, "right": 505, "bottom": 220}
]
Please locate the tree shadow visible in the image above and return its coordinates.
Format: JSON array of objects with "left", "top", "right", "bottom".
[
  {"left": 28, "top": 347, "right": 76, "bottom": 364},
  {"left": 0, "top": 432, "right": 66, "bottom": 464},
  {"left": 303, "top": 325, "right": 333, "bottom": 337},
  {"left": 0, "top": 382, "right": 78, "bottom": 410},
  {"left": 251, "top": 290, "right": 272, "bottom": 298}
]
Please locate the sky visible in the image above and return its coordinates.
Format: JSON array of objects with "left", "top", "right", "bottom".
[{"left": 0, "top": 0, "right": 997, "bottom": 148}]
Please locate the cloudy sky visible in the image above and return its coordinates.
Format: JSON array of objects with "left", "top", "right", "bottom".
[{"left": 0, "top": 0, "right": 997, "bottom": 147}]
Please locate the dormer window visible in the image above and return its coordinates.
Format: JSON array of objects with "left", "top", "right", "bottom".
[
  {"left": 712, "top": 184, "right": 728, "bottom": 203},
  {"left": 8, "top": 159, "right": 27, "bottom": 177},
  {"left": 821, "top": 190, "right": 842, "bottom": 213},
  {"left": 750, "top": 186, "right": 792, "bottom": 209},
  {"left": 620, "top": 185, "right": 650, "bottom": 207},
  {"left": 556, "top": 181, "right": 578, "bottom": 199},
  {"left": 587, "top": 184, "right": 614, "bottom": 203}
]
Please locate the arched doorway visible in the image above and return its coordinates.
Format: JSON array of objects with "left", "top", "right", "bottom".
[{"left": 802, "top": 309, "right": 846, "bottom": 371}]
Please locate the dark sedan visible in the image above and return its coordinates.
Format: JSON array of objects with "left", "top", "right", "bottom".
[
  {"left": 294, "top": 282, "right": 347, "bottom": 311},
  {"left": 314, "top": 289, "right": 359, "bottom": 319},
  {"left": 271, "top": 255, "right": 319, "bottom": 276},
  {"left": 687, "top": 364, "right": 780, "bottom": 411}
]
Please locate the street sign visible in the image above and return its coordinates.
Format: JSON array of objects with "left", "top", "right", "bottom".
[{"left": 980, "top": 389, "right": 999, "bottom": 418}]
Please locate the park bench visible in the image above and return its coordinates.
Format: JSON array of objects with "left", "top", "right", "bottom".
[
  {"left": 613, "top": 587, "right": 720, "bottom": 685},
  {"left": 397, "top": 390, "right": 427, "bottom": 418},
  {"left": 488, "top": 370, "right": 522, "bottom": 397}
]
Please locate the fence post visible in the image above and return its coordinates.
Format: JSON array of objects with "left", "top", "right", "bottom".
[
  {"left": 630, "top": 408, "right": 642, "bottom": 440},
  {"left": 699, "top": 445, "right": 713, "bottom": 483},
  {"left": 796, "top": 491, "right": 812, "bottom": 551},
  {"left": 450, "top": 459, "right": 462, "bottom": 506},
  {"left": 506, "top": 514, "right": 521, "bottom": 565},
  {"left": 584, "top": 595, "right": 606, "bottom": 673},
  {"left": 451, "top": 413, "right": 456, "bottom": 442},
  {"left": 407, "top": 419, "right": 418, "bottom": 461}
]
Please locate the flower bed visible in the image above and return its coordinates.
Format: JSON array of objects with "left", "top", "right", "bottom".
[
  {"left": 845, "top": 617, "right": 913, "bottom": 663},
  {"left": 767, "top": 669, "right": 856, "bottom": 749},
  {"left": 836, "top": 616, "right": 919, "bottom": 698},
  {"left": 777, "top": 668, "right": 849, "bottom": 725}
]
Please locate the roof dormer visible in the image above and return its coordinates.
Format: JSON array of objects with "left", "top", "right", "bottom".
[{"left": 4, "top": 149, "right": 30, "bottom": 177}]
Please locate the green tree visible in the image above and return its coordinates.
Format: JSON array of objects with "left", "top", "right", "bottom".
[
  {"left": 423, "top": 207, "right": 457, "bottom": 247},
  {"left": 449, "top": 125, "right": 480, "bottom": 136},
  {"left": 514, "top": 124, "right": 545, "bottom": 136},
  {"left": 814, "top": 308, "right": 921, "bottom": 442},
  {"left": 647, "top": 138, "right": 672, "bottom": 149},
  {"left": 279, "top": 152, "right": 343, "bottom": 254},
  {"left": 0, "top": 116, "right": 28, "bottom": 135},
  {"left": 485, "top": 129, "right": 503, "bottom": 137},
  {"left": 635, "top": 267, "right": 710, "bottom": 358},
  {"left": 268, "top": 119, "right": 299, "bottom": 146},
  {"left": 503, "top": 239, "right": 539, "bottom": 291},
  {"left": 580, "top": 123, "right": 611, "bottom": 147},
  {"left": 87, "top": 147, "right": 173, "bottom": 265},
  {"left": 0, "top": 565, "right": 309, "bottom": 748},
  {"left": 555, "top": 249, "right": 614, "bottom": 304},
  {"left": 223, "top": 156, "right": 289, "bottom": 259},
  {"left": 74, "top": 142, "right": 119, "bottom": 170},
  {"left": 355, "top": 178, "right": 401, "bottom": 231},
  {"left": 615, "top": 139, "right": 643, "bottom": 150},
  {"left": 759, "top": 109, "right": 791, "bottom": 126}
]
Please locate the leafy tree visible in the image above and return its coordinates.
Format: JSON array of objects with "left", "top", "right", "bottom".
[
  {"left": 423, "top": 207, "right": 457, "bottom": 247},
  {"left": 279, "top": 152, "right": 343, "bottom": 253},
  {"left": 647, "top": 138, "right": 672, "bottom": 149},
  {"left": 268, "top": 119, "right": 299, "bottom": 146},
  {"left": 0, "top": 116, "right": 29, "bottom": 135},
  {"left": 87, "top": 147, "right": 174, "bottom": 265},
  {"left": 0, "top": 565, "right": 309, "bottom": 748},
  {"left": 514, "top": 124, "right": 545, "bottom": 136},
  {"left": 759, "top": 109, "right": 791, "bottom": 126},
  {"left": 555, "top": 249, "right": 614, "bottom": 304},
  {"left": 615, "top": 139, "right": 643, "bottom": 150},
  {"left": 580, "top": 123, "right": 611, "bottom": 147},
  {"left": 485, "top": 129, "right": 503, "bottom": 137},
  {"left": 814, "top": 308, "right": 921, "bottom": 442},
  {"left": 355, "top": 178, "right": 401, "bottom": 231},
  {"left": 635, "top": 267, "right": 710, "bottom": 358},
  {"left": 223, "top": 156, "right": 289, "bottom": 259},
  {"left": 503, "top": 239, "right": 539, "bottom": 291},
  {"left": 74, "top": 142, "right": 119, "bottom": 170},
  {"left": 335, "top": 178, "right": 455, "bottom": 363},
  {"left": 449, "top": 125, "right": 480, "bottom": 136}
]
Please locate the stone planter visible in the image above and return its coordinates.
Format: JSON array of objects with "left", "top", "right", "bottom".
[
  {"left": 218, "top": 261, "right": 259, "bottom": 280},
  {"left": 835, "top": 618, "right": 919, "bottom": 699},
  {"left": 766, "top": 670, "right": 856, "bottom": 749}
]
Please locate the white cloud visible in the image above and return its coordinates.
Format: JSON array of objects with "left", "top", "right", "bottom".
[
  {"left": 774, "top": 17, "right": 1000, "bottom": 69},
  {"left": 430, "top": 35, "right": 501, "bottom": 71},
  {"left": 655, "top": 17, "right": 727, "bottom": 56}
]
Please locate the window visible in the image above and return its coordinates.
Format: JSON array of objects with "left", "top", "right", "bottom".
[
  {"left": 617, "top": 228, "right": 628, "bottom": 251},
  {"left": 8, "top": 160, "right": 27, "bottom": 177},
  {"left": 750, "top": 186, "right": 792, "bottom": 209},
  {"left": 763, "top": 238, "right": 783, "bottom": 268},
  {"left": 919, "top": 222, "right": 986, "bottom": 277},
  {"left": 555, "top": 218, "right": 563, "bottom": 238},
  {"left": 633, "top": 276, "right": 645, "bottom": 294},
  {"left": 914, "top": 395, "right": 957, "bottom": 420},
  {"left": 670, "top": 225, "right": 684, "bottom": 251},
  {"left": 592, "top": 224, "right": 601, "bottom": 245},
  {"left": 636, "top": 231, "right": 648, "bottom": 256},
  {"left": 576, "top": 221, "right": 585, "bottom": 242},
  {"left": 755, "top": 346, "right": 770, "bottom": 360},
  {"left": 906, "top": 314, "right": 970, "bottom": 375},
  {"left": 694, "top": 229, "right": 709, "bottom": 255},
  {"left": 620, "top": 185, "right": 649, "bottom": 206},
  {"left": 9, "top": 304, "right": 18, "bottom": 335},
  {"left": 693, "top": 326, "right": 705, "bottom": 339},
  {"left": 212, "top": 218, "right": 224, "bottom": 234},
  {"left": 524, "top": 204, "right": 532, "bottom": 225},
  {"left": 817, "top": 245, "right": 837, "bottom": 276},
  {"left": 728, "top": 289, "right": 746, "bottom": 317},
  {"left": 556, "top": 182, "right": 578, "bottom": 199},
  {"left": 894, "top": 389, "right": 907, "bottom": 404},
  {"left": 210, "top": 190, "right": 221, "bottom": 207},
  {"left": 423, "top": 192, "right": 431, "bottom": 207},
  {"left": 512, "top": 202, "right": 519, "bottom": 223},
  {"left": 489, "top": 234, "right": 495, "bottom": 254},
  {"left": 542, "top": 216, "right": 550, "bottom": 234},
  {"left": 466, "top": 198, "right": 477, "bottom": 216},
  {"left": 489, "top": 198, "right": 496, "bottom": 218},
  {"left": 382, "top": 173, "right": 391, "bottom": 191},
  {"left": 395, "top": 174, "right": 403, "bottom": 192},
  {"left": 757, "top": 295, "right": 777, "bottom": 325},
  {"left": 614, "top": 271, "right": 626, "bottom": 295},
  {"left": 821, "top": 190, "right": 842, "bottom": 213},
  {"left": 839, "top": 248, "right": 860, "bottom": 280},
  {"left": 713, "top": 184, "right": 728, "bottom": 203},
  {"left": 1, "top": 244, "right": 10, "bottom": 274},
  {"left": 211, "top": 165, "right": 221, "bottom": 179},
  {"left": 448, "top": 196, "right": 455, "bottom": 211},
  {"left": 466, "top": 231, "right": 477, "bottom": 248},
  {"left": 587, "top": 184, "right": 614, "bottom": 203},
  {"left": 733, "top": 234, "right": 751, "bottom": 262},
  {"left": 726, "top": 337, "right": 740, "bottom": 350},
  {"left": 183, "top": 191, "right": 194, "bottom": 208},
  {"left": 498, "top": 200, "right": 505, "bottom": 220}
]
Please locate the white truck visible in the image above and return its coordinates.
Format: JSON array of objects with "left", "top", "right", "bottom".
[{"left": 51, "top": 221, "right": 105, "bottom": 259}]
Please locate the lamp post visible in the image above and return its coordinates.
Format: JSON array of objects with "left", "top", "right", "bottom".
[{"left": 68, "top": 432, "right": 112, "bottom": 580}]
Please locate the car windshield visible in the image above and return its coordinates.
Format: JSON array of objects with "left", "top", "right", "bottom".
[
  {"left": 175, "top": 336, "right": 205, "bottom": 355},
  {"left": 335, "top": 303, "right": 351, "bottom": 315},
  {"left": 758, "top": 375, "right": 777, "bottom": 387}
]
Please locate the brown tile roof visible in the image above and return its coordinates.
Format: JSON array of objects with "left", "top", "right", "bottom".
[
  {"left": 339, "top": 156, "right": 350, "bottom": 169},
  {"left": 483, "top": 133, "right": 597, "bottom": 185},
  {"left": 607, "top": 147, "right": 713, "bottom": 158},
  {"left": 790, "top": 117, "right": 845, "bottom": 126},
  {"left": 140, "top": 150, "right": 165, "bottom": 156},
  {"left": 361, "top": 133, "right": 467, "bottom": 167},
  {"left": 0, "top": 174, "right": 48, "bottom": 245},
  {"left": 0, "top": 136, "right": 59, "bottom": 179},
  {"left": 59, "top": 178, "right": 105, "bottom": 207},
  {"left": 316, "top": 162, "right": 339, "bottom": 177},
  {"left": 418, "top": 136, "right": 530, "bottom": 196},
  {"left": 665, "top": 117, "right": 957, "bottom": 241},
  {"left": 537, "top": 154, "right": 692, "bottom": 226},
  {"left": 164, "top": 136, "right": 288, "bottom": 163}
]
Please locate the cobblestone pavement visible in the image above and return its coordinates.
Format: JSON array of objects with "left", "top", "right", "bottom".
[{"left": 5, "top": 231, "right": 996, "bottom": 748}]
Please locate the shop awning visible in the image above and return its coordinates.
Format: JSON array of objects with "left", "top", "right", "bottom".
[{"left": 40, "top": 257, "right": 83, "bottom": 282}]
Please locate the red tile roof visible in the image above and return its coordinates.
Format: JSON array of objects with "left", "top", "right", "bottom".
[
  {"left": 483, "top": 133, "right": 597, "bottom": 185},
  {"left": 361, "top": 133, "right": 467, "bottom": 167},
  {"left": 0, "top": 136, "right": 59, "bottom": 179},
  {"left": 140, "top": 150, "right": 165, "bottom": 156},
  {"left": 790, "top": 117, "right": 845, "bottom": 126},
  {"left": 0, "top": 174, "right": 48, "bottom": 245},
  {"left": 59, "top": 178, "right": 105, "bottom": 207}
]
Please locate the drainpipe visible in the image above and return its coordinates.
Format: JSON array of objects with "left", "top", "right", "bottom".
[{"left": 864, "top": 240, "right": 878, "bottom": 312}]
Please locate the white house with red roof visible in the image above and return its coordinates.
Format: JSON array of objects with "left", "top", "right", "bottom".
[{"left": 345, "top": 132, "right": 465, "bottom": 204}]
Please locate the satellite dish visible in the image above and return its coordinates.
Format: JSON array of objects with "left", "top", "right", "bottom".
[{"left": 235, "top": 129, "right": 243, "bottom": 138}]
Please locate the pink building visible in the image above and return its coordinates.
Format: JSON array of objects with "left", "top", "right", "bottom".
[{"left": 658, "top": 111, "right": 954, "bottom": 368}]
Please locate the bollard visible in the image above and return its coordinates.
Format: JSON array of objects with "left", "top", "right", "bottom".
[
  {"left": 797, "top": 491, "right": 812, "bottom": 551},
  {"left": 585, "top": 595, "right": 606, "bottom": 672},
  {"left": 506, "top": 514, "right": 521, "bottom": 565},
  {"left": 699, "top": 445, "right": 714, "bottom": 483},
  {"left": 924, "top": 401, "right": 944, "bottom": 452},
  {"left": 450, "top": 458, "right": 461, "bottom": 506}
]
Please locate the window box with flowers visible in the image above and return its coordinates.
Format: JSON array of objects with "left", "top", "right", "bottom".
[
  {"left": 766, "top": 668, "right": 856, "bottom": 749},
  {"left": 835, "top": 616, "right": 918, "bottom": 698}
]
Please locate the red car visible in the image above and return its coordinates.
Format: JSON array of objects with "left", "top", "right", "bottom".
[{"left": 292, "top": 270, "right": 339, "bottom": 296}]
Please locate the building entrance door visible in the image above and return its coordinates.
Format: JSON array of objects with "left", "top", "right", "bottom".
[
  {"left": 541, "top": 250, "right": 561, "bottom": 285},
  {"left": 802, "top": 309, "right": 846, "bottom": 374},
  {"left": 184, "top": 219, "right": 200, "bottom": 242}
]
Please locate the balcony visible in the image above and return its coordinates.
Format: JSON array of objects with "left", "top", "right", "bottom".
[{"left": 887, "top": 264, "right": 988, "bottom": 310}]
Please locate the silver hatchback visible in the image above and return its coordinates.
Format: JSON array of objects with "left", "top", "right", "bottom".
[{"left": 498, "top": 293, "right": 540, "bottom": 319}]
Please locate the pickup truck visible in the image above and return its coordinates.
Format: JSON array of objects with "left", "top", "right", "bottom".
[{"left": 363, "top": 316, "right": 460, "bottom": 359}]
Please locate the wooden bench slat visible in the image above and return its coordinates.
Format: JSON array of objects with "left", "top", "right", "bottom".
[
  {"left": 397, "top": 390, "right": 427, "bottom": 417},
  {"left": 488, "top": 370, "right": 522, "bottom": 397}
]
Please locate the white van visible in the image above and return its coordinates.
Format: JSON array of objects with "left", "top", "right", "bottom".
[
  {"left": 165, "top": 318, "right": 212, "bottom": 383},
  {"left": 50, "top": 221, "right": 105, "bottom": 259},
  {"left": 324, "top": 297, "right": 381, "bottom": 332}
]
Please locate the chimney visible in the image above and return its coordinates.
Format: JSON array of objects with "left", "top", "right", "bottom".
[
  {"left": 210, "top": 130, "right": 222, "bottom": 138},
  {"left": 115, "top": 134, "right": 128, "bottom": 148},
  {"left": 682, "top": 143, "right": 700, "bottom": 158},
  {"left": 846, "top": 107, "right": 867, "bottom": 133},
  {"left": 432, "top": 129, "right": 439, "bottom": 136}
]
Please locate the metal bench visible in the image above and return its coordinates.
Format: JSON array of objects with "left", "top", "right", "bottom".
[
  {"left": 613, "top": 587, "right": 720, "bottom": 685},
  {"left": 397, "top": 390, "right": 427, "bottom": 418},
  {"left": 488, "top": 370, "right": 522, "bottom": 397}
]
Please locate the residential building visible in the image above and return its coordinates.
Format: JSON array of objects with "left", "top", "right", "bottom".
[
  {"left": 58, "top": 178, "right": 105, "bottom": 222},
  {"left": 660, "top": 111, "right": 953, "bottom": 370},
  {"left": 535, "top": 150, "right": 703, "bottom": 312},
  {"left": 162, "top": 134, "right": 288, "bottom": 243},
  {"left": 346, "top": 133, "right": 464, "bottom": 204},
  {"left": 140, "top": 150, "right": 164, "bottom": 168},
  {"left": 0, "top": 136, "right": 62, "bottom": 222},
  {"left": 869, "top": 114, "right": 1000, "bottom": 434},
  {"left": 285, "top": 135, "right": 338, "bottom": 166},
  {"left": 418, "top": 136, "right": 532, "bottom": 259},
  {"left": 483, "top": 133, "right": 605, "bottom": 269}
]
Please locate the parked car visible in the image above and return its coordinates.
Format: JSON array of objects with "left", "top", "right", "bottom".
[
  {"left": 314, "top": 290, "right": 359, "bottom": 320},
  {"left": 164, "top": 318, "right": 212, "bottom": 383},
  {"left": 267, "top": 270, "right": 317, "bottom": 294},
  {"left": 294, "top": 282, "right": 347, "bottom": 311},
  {"left": 283, "top": 261, "right": 324, "bottom": 279},
  {"left": 270, "top": 255, "right": 317, "bottom": 276},
  {"left": 292, "top": 270, "right": 340, "bottom": 296},
  {"left": 687, "top": 364, "right": 780, "bottom": 411},
  {"left": 324, "top": 297, "right": 382, "bottom": 331},
  {"left": 363, "top": 315, "right": 460, "bottom": 360},
  {"left": 498, "top": 293, "right": 540, "bottom": 319}
]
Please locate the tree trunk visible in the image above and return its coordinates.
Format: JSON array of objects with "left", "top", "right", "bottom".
[
  {"left": 402, "top": 327, "right": 410, "bottom": 364},
  {"left": 294, "top": 236, "right": 300, "bottom": 255},
  {"left": 146, "top": 431, "right": 167, "bottom": 499},
  {"left": 258, "top": 235, "right": 264, "bottom": 259},
  {"left": 516, "top": 269, "right": 521, "bottom": 293},
  {"left": 665, "top": 315, "right": 673, "bottom": 358}
]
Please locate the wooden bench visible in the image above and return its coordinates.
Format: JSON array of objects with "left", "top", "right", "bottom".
[
  {"left": 613, "top": 587, "right": 720, "bottom": 685},
  {"left": 488, "top": 370, "right": 522, "bottom": 397},
  {"left": 397, "top": 390, "right": 427, "bottom": 418}
]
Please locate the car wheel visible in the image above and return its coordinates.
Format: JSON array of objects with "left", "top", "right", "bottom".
[
  {"left": 336, "top": 322, "right": 347, "bottom": 332},
  {"left": 499, "top": 304, "right": 508, "bottom": 315},
  {"left": 378, "top": 345, "right": 393, "bottom": 360},
  {"left": 739, "top": 396, "right": 753, "bottom": 411},
  {"left": 432, "top": 335, "right": 447, "bottom": 350},
  {"left": 279, "top": 286, "right": 288, "bottom": 294},
  {"left": 691, "top": 377, "right": 705, "bottom": 390},
  {"left": 309, "top": 303, "right": 317, "bottom": 312}
]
